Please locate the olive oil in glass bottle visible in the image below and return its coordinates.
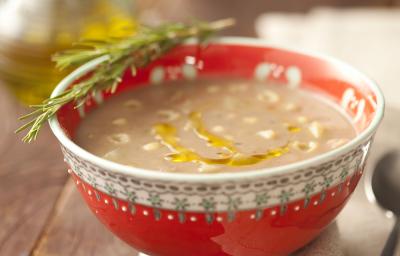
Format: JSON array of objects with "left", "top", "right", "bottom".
[{"left": 0, "top": 0, "right": 137, "bottom": 104}]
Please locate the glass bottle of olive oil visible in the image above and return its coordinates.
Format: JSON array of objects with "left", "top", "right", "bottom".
[{"left": 0, "top": 0, "right": 137, "bottom": 105}]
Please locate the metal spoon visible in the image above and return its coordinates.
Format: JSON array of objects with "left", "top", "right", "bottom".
[{"left": 371, "top": 151, "right": 400, "bottom": 256}]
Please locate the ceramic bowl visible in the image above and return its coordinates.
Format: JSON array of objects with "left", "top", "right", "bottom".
[{"left": 49, "top": 37, "right": 384, "bottom": 256}]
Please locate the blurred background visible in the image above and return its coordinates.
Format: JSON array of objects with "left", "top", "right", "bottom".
[
  {"left": 0, "top": 1, "right": 399, "bottom": 256},
  {"left": 1, "top": 0, "right": 400, "bottom": 106}
]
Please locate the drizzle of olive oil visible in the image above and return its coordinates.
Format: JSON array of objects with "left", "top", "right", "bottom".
[
  {"left": 152, "top": 112, "right": 290, "bottom": 167},
  {"left": 189, "top": 112, "right": 236, "bottom": 153}
]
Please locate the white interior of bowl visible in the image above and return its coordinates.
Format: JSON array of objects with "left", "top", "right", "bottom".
[{"left": 49, "top": 37, "right": 385, "bottom": 183}]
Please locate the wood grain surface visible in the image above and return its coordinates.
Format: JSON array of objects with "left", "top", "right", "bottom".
[{"left": 0, "top": 86, "right": 68, "bottom": 256}]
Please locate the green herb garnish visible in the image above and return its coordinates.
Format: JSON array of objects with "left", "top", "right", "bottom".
[{"left": 16, "top": 18, "right": 235, "bottom": 142}]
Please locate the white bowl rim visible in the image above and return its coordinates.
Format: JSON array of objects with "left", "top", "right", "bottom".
[{"left": 49, "top": 36, "right": 385, "bottom": 183}]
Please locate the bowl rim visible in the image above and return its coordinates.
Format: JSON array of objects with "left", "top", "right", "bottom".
[{"left": 49, "top": 36, "right": 385, "bottom": 183}]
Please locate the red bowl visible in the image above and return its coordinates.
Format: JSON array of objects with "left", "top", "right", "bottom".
[{"left": 49, "top": 37, "right": 384, "bottom": 256}]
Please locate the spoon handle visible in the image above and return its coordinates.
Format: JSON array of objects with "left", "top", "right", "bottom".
[{"left": 381, "top": 217, "right": 400, "bottom": 256}]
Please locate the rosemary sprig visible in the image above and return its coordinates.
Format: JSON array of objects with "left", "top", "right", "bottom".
[{"left": 16, "top": 18, "right": 235, "bottom": 143}]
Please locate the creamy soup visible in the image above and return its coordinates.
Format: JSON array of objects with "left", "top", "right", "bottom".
[{"left": 76, "top": 79, "right": 356, "bottom": 173}]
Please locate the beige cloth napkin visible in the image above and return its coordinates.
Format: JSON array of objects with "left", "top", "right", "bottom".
[
  {"left": 256, "top": 8, "right": 400, "bottom": 256},
  {"left": 294, "top": 223, "right": 343, "bottom": 256},
  {"left": 138, "top": 224, "right": 344, "bottom": 256},
  {"left": 256, "top": 8, "right": 400, "bottom": 110}
]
